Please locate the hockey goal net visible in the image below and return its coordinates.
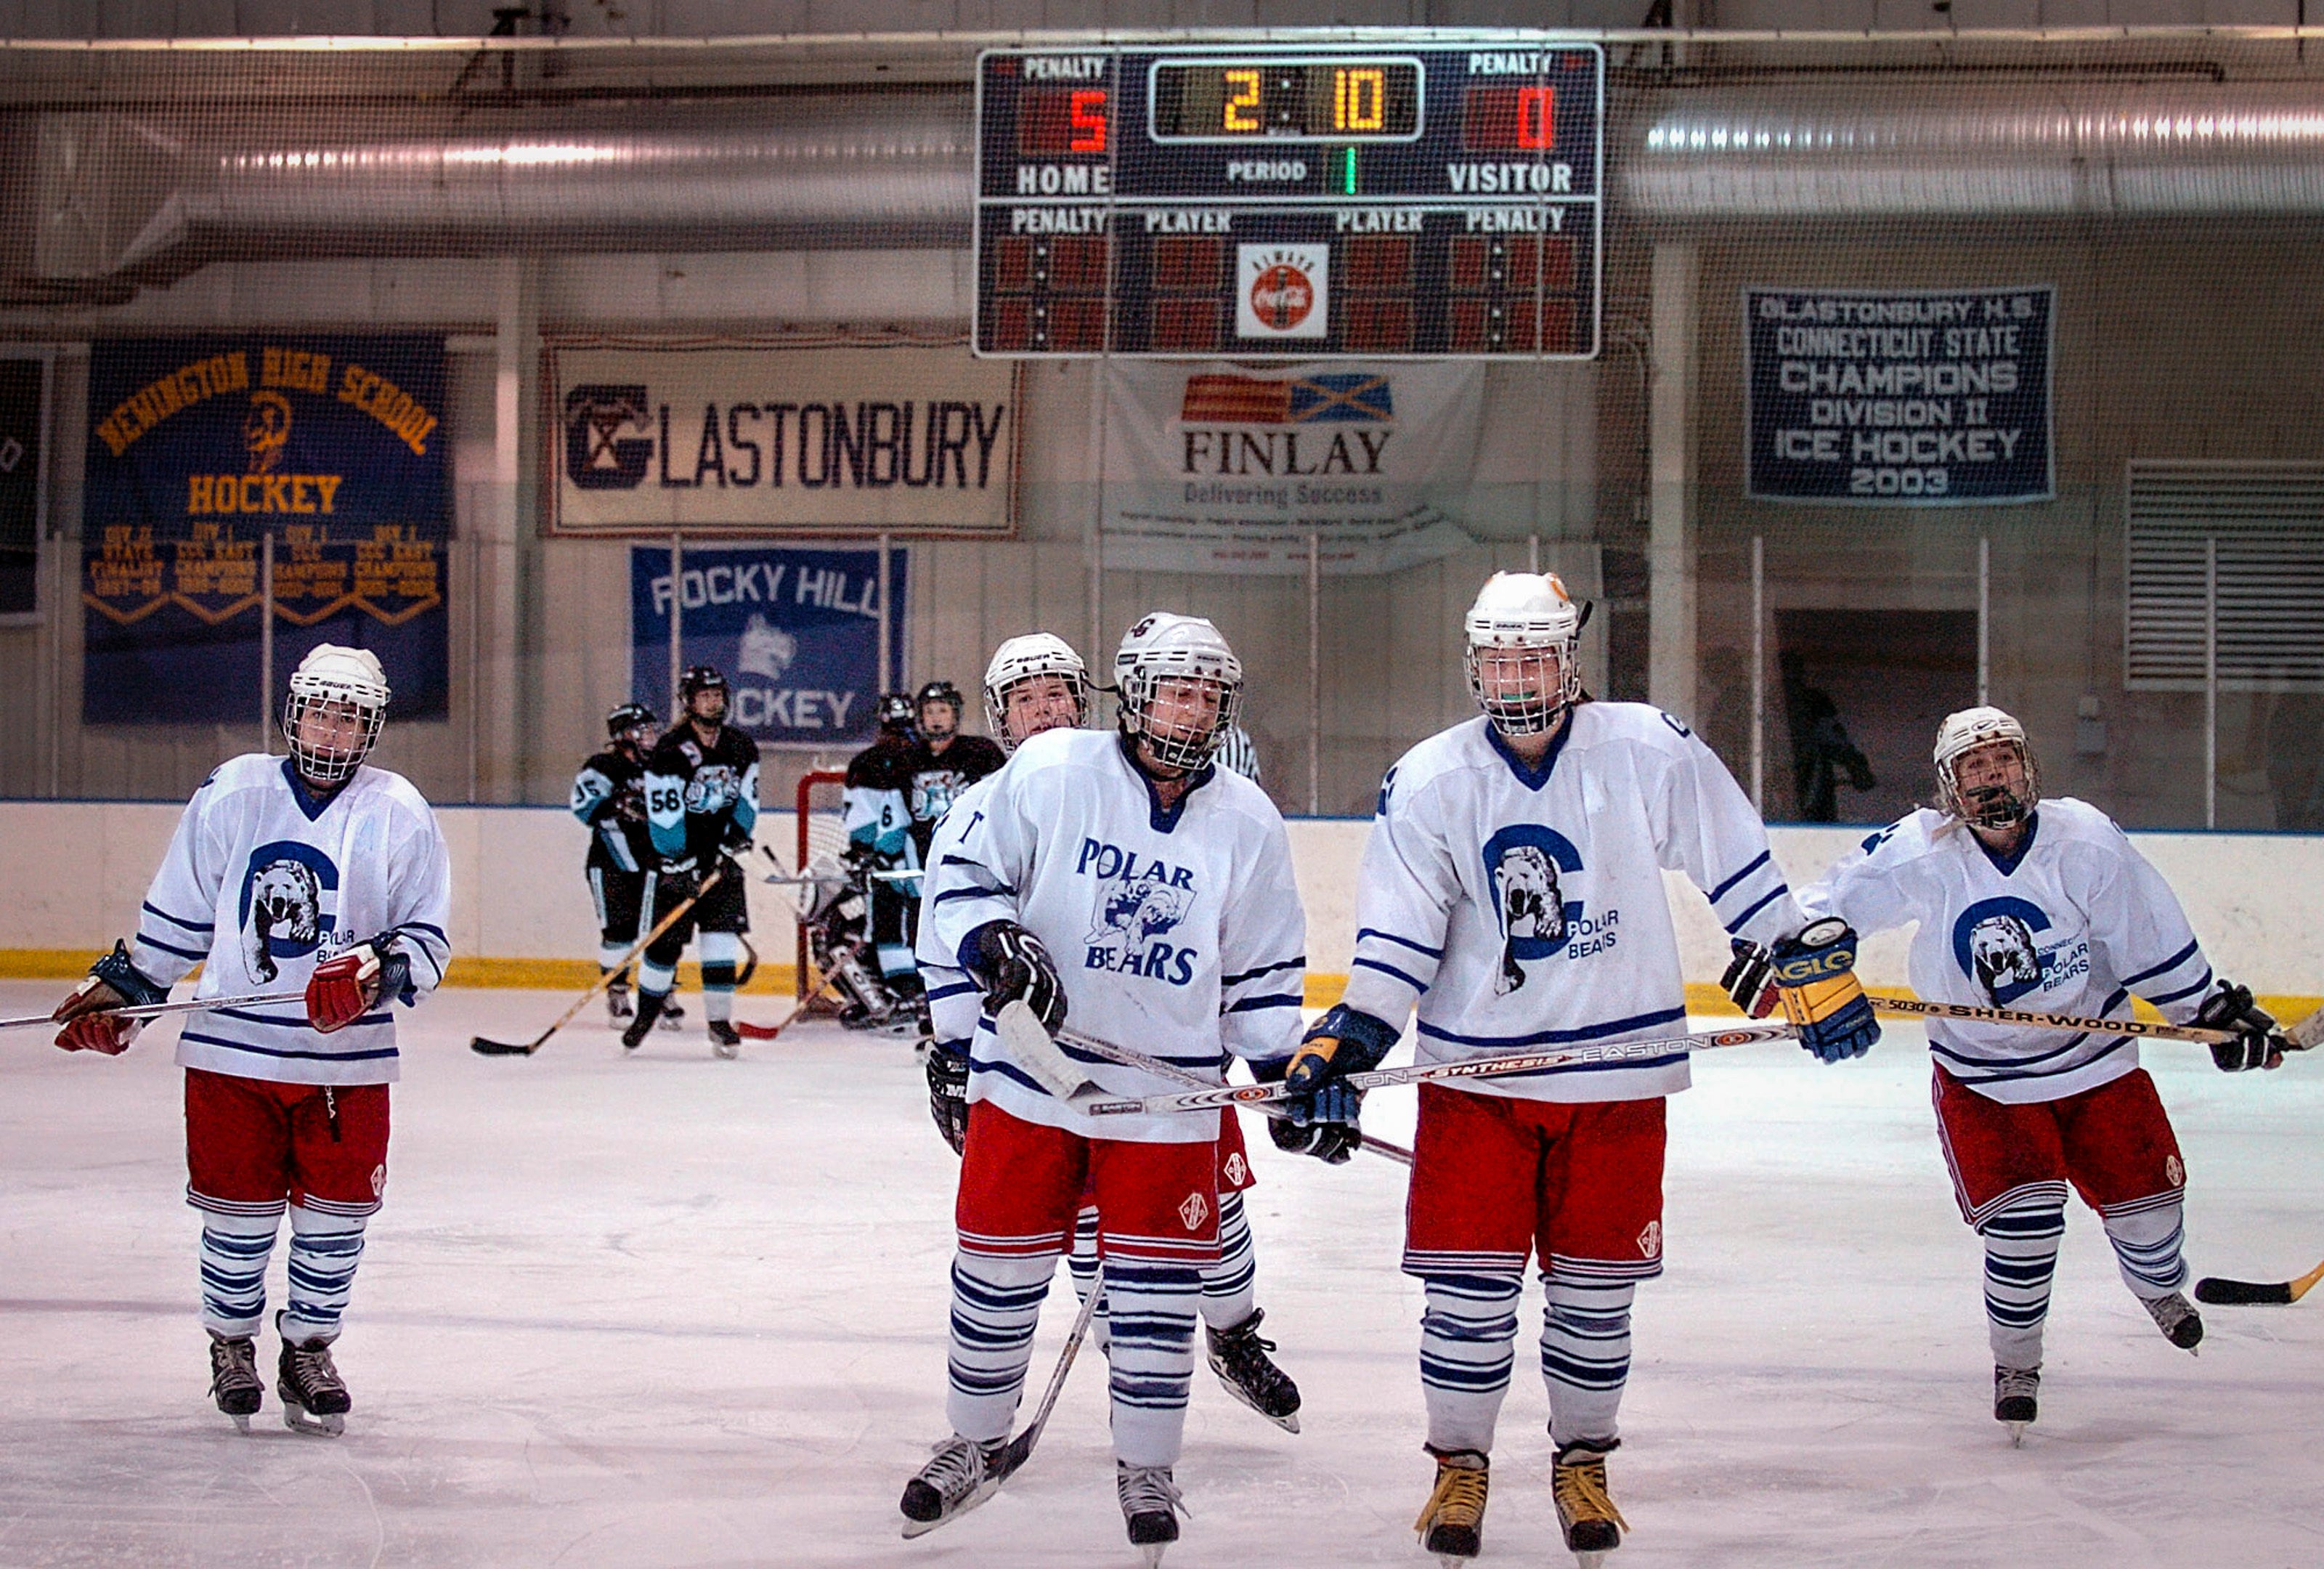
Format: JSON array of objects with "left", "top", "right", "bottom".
[{"left": 795, "top": 771, "right": 850, "bottom": 999}]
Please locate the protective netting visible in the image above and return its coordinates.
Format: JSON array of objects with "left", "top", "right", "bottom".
[{"left": 3, "top": 31, "right": 2320, "bottom": 830}]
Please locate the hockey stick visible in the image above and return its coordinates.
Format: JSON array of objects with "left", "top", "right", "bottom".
[
  {"left": 1862, "top": 992, "right": 2320, "bottom": 1047},
  {"left": 1053, "top": 1022, "right": 1415, "bottom": 1168},
  {"left": 2195, "top": 1259, "right": 2324, "bottom": 1306},
  {"left": 733, "top": 969, "right": 842, "bottom": 1041},
  {"left": 996, "top": 1270, "right": 1106, "bottom": 1480},
  {"left": 899, "top": 1276, "right": 1105, "bottom": 1540},
  {"left": 469, "top": 869, "right": 725, "bottom": 1057},
  {"left": 1078, "top": 1021, "right": 1800, "bottom": 1118},
  {"left": 1, "top": 987, "right": 308, "bottom": 1033}
]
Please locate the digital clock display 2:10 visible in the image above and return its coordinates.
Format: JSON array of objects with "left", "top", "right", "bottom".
[{"left": 1150, "top": 61, "right": 1421, "bottom": 142}]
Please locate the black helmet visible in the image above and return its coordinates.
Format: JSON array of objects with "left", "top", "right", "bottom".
[
  {"left": 679, "top": 666, "right": 728, "bottom": 702},
  {"left": 877, "top": 691, "right": 917, "bottom": 733},
  {"left": 606, "top": 701, "right": 657, "bottom": 742},
  {"left": 916, "top": 679, "right": 965, "bottom": 717}
]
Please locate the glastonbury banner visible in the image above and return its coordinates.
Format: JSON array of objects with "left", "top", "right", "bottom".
[
  {"left": 553, "top": 340, "right": 1018, "bottom": 538},
  {"left": 630, "top": 543, "right": 908, "bottom": 749},
  {"left": 1099, "top": 360, "right": 1482, "bottom": 574},
  {"left": 81, "top": 335, "right": 449, "bottom": 725}
]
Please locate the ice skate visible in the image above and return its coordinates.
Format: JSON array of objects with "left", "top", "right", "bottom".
[
  {"left": 657, "top": 997, "right": 686, "bottom": 1031},
  {"left": 1413, "top": 1446, "right": 1489, "bottom": 1562},
  {"left": 1551, "top": 1438, "right": 1628, "bottom": 1568},
  {"left": 1205, "top": 1307, "right": 1301, "bottom": 1432},
  {"left": 206, "top": 1331, "right": 262, "bottom": 1433},
  {"left": 620, "top": 989, "right": 666, "bottom": 1051},
  {"left": 2145, "top": 1291, "right": 2204, "bottom": 1353},
  {"left": 604, "top": 982, "right": 633, "bottom": 1023},
  {"left": 274, "top": 1314, "right": 350, "bottom": 1438},
  {"left": 1994, "top": 1363, "right": 2040, "bottom": 1444},
  {"left": 1117, "top": 1461, "right": 1184, "bottom": 1566},
  {"left": 707, "top": 1018, "right": 741, "bottom": 1059},
  {"left": 898, "top": 1433, "right": 1006, "bottom": 1538}
]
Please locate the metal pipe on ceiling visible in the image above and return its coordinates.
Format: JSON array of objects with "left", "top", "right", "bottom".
[{"left": 1622, "top": 82, "right": 2324, "bottom": 218}]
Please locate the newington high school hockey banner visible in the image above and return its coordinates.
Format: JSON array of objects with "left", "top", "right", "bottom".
[
  {"left": 1100, "top": 361, "right": 1482, "bottom": 574},
  {"left": 81, "top": 335, "right": 449, "bottom": 726},
  {"left": 551, "top": 339, "right": 1019, "bottom": 538}
]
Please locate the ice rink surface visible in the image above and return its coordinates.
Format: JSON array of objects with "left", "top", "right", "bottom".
[{"left": 2, "top": 981, "right": 2320, "bottom": 1568}]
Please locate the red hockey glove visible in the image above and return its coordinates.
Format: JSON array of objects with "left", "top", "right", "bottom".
[
  {"left": 51, "top": 940, "right": 166, "bottom": 1055},
  {"left": 306, "top": 946, "right": 383, "bottom": 1034}
]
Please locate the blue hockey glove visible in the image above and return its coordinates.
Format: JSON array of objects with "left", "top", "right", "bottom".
[
  {"left": 1268, "top": 1004, "right": 1400, "bottom": 1159},
  {"left": 1771, "top": 919, "right": 1880, "bottom": 1063},
  {"left": 1252, "top": 1056, "right": 1362, "bottom": 1164}
]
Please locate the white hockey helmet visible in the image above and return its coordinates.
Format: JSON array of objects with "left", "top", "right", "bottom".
[
  {"left": 1933, "top": 705, "right": 2039, "bottom": 829},
  {"left": 1463, "top": 571, "right": 1583, "bottom": 736},
  {"left": 1114, "top": 612, "right": 1243, "bottom": 772},
  {"left": 983, "top": 632, "right": 1090, "bottom": 749},
  {"left": 283, "top": 644, "right": 390, "bottom": 784}
]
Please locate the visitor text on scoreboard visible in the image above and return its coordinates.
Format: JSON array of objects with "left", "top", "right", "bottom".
[{"left": 974, "top": 44, "right": 1604, "bottom": 360}]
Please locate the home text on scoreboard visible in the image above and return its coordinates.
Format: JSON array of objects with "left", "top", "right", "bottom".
[{"left": 974, "top": 43, "right": 1605, "bottom": 360}]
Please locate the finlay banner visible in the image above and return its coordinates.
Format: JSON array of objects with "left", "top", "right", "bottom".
[
  {"left": 1099, "top": 361, "right": 1481, "bottom": 574},
  {"left": 79, "top": 335, "right": 448, "bottom": 725},
  {"left": 553, "top": 341, "right": 1019, "bottom": 538}
]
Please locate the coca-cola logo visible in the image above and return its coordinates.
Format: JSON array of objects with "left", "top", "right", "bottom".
[{"left": 1248, "top": 263, "right": 1315, "bottom": 331}]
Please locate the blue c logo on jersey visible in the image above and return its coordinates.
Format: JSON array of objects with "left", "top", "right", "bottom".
[
  {"left": 237, "top": 840, "right": 341, "bottom": 984},
  {"left": 1482, "top": 824, "right": 1585, "bottom": 962},
  {"left": 1952, "top": 896, "right": 2053, "bottom": 1006}
]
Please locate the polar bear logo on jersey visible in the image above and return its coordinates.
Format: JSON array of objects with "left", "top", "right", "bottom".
[
  {"left": 245, "top": 858, "right": 323, "bottom": 982},
  {"left": 1089, "top": 876, "right": 1187, "bottom": 953},
  {"left": 1969, "top": 913, "right": 2041, "bottom": 1003},
  {"left": 1493, "top": 843, "right": 1566, "bottom": 995}
]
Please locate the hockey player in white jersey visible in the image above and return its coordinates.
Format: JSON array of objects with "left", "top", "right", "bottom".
[
  {"left": 49, "top": 644, "right": 450, "bottom": 1438},
  {"left": 899, "top": 614, "right": 1307, "bottom": 1561},
  {"left": 1731, "top": 706, "right": 2289, "bottom": 1440},
  {"left": 1280, "top": 572, "right": 1879, "bottom": 1567},
  {"left": 917, "top": 631, "right": 1304, "bottom": 1436}
]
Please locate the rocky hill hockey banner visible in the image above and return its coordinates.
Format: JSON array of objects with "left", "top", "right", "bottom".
[
  {"left": 554, "top": 341, "right": 1018, "bottom": 538},
  {"left": 81, "top": 335, "right": 448, "bottom": 725},
  {"left": 1100, "top": 361, "right": 1482, "bottom": 573},
  {"left": 630, "top": 544, "right": 907, "bottom": 749},
  {"left": 1745, "top": 286, "right": 2055, "bottom": 506}
]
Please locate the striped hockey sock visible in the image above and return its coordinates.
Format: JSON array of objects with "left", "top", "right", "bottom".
[
  {"left": 1201, "top": 1189, "right": 1259, "bottom": 1331},
  {"left": 1067, "top": 1205, "right": 1110, "bottom": 1353},
  {"left": 699, "top": 933, "right": 738, "bottom": 1023},
  {"left": 198, "top": 1207, "right": 283, "bottom": 1339},
  {"left": 1980, "top": 1194, "right": 2065, "bottom": 1369},
  {"left": 281, "top": 1204, "right": 368, "bottom": 1345},
  {"left": 1102, "top": 1258, "right": 1200, "bottom": 1468},
  {"left": 1540, "top": 1270, "right": 1636, "bottom": 1447},
  {"left": 2101, "top": 1195, "right": 2190, "bottom": 1300},
  {"left": 1419, "top": 1273, "right": 1521, "bottom": 1454},
  {"left": 944, "top": 1252, "right": 1055, "bottom": 1444}
]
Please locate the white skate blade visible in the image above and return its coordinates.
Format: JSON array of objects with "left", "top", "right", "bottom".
[
  {"left": 1139, "top": 1545, "right": 1168, "bottom": 1568},
  {"left": 227, "top": 1413, "right": 251, "bottom": 1435},
  {"left": 2008, "top": 1422, "right": 2028, "bottom": 1446},
  {"left": 1574, "top": 1554, "right": 1610, "bottom": 1569},
  {"left": 280, "top": 1403, "right": 344, "bottom": 1438},
  {"left": 897, "top": 1477, "right": 1000, "bottom": 1539},
  {"left": 1211, "top": 1368, "right": 1300, "bottom": 1433}
]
